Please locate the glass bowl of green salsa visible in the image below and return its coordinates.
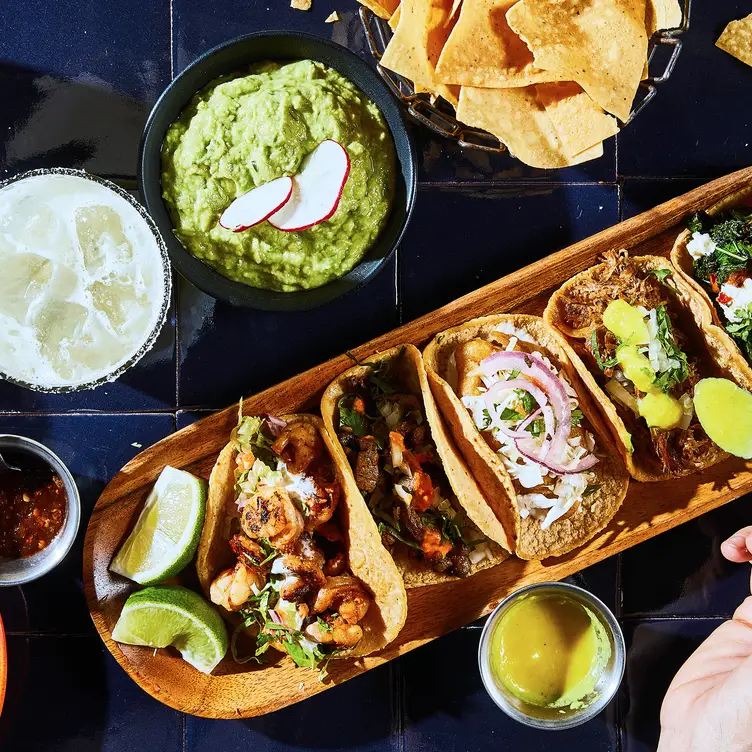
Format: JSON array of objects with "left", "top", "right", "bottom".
[
  {"left": 478, "top": 582, "right": 626, "bottom": 730},
  {"left": 140, "top": 32, "right": 417, "bottom": 311}
]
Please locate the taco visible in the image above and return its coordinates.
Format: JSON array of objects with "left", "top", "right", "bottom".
[
  {"left": 196, "top": 411, "right": 407, "bottom": 670},
  {"left": 544, "top": 249, "right": 732, "bottom": 482},
  {"left": 423, "top": 315, "right": 629, "bottom": 560},
  {"left": 320, "top": 345, "right": 509, "bottom": 587},
  {"left": 670, "top": 186, "right": 752, "bottom": 391}
]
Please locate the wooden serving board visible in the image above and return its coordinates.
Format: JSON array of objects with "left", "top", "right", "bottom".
[{"left": 84, "top": 167, "right": 752, "bottom": 719}]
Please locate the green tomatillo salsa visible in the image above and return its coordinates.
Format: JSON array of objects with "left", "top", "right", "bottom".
[{"left": 161, "top": 60, "right": 397, "bottom": 292}]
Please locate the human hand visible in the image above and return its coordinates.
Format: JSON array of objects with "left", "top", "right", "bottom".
[{"left": 657, "top": 527, "right": 752, "bottom": 752}]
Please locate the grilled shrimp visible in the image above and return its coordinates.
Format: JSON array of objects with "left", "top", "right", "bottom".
[
  {"left": 323, "top": 552, "right": 346, "bottom": 576},
  {"left": 303, "top": 474, "right": 340, "bottom": 532},
  {"left": 288, "top": 532, "right": 325, "bottom": 568},
  {"left": 209, "top": 560, "right": 265, "bottom": 612},
  {"left": 271, "top": 554, "right": 326, "bottom": 602},
  {"left": 235, "top": 450, "right": 256, "bottom": 474},
  {"left": 312, "top": 575, "right": 371, "bottom": 625},
  {"left": 305, "top": 615, "right": 364, "bottom": 648},
  {"left": 271, "top": 422, "right": 323, "bottom": 474},
  {"left": 241, "top": 486, "right": 303, "bottom": 550}
]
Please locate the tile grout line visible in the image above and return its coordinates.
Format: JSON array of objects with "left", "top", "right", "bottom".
[
  {"left": 392, "top": 659, "right": 405, "bottom": 752},
  {"left": 169, "top": 0, "right": 175, "bottom": 81}
]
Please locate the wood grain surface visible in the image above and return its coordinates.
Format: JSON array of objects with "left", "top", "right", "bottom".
[{"left": 83, "top": 167, "right": 752, "bottom": 718}]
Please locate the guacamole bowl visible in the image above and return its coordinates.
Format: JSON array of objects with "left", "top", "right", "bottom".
[{"left": 140, "top": 32, "right": 416, "bottom": 311}]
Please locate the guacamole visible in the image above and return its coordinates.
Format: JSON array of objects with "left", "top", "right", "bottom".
[{"left": 161, "top": 60, "right": 397, "bottom": 292}]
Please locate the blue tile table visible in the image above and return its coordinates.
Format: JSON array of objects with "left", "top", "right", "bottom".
[{"left": 2, "top": 1, "right": 752, "bottom": 750}]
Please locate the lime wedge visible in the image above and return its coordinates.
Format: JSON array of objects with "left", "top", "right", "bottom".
[
  {"left": 110, "top": 466, "right": 207, "bottom": 585},
  {"left": 112, "top": 585, "right": 228, "bottom": 674}
]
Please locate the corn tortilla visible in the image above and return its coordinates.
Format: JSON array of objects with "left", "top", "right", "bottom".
[
  {"left": 646, "top": 0, "right": 682, "bottom": 35},
  {"left": 196, "top": 413, "right": 407, "bottom": 657},
  {"left": 423, "top": 315, "right": 629, "bottom": 560},
  {"left": 358, "top": 0, "right": 401, "bottom": 20},
  {"left": 507, "top": 0, "right": 647, "bottom": 122},
  {"left": 716, "top": 14, "right": 752, "bottom": 68},
  {"left": 321, "top": 345, "right": 509, "bottom": 586}
]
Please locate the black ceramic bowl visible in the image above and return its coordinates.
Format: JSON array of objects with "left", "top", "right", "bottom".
[{"left": 139, "top": 32, "right": 416, "bottom": 311}]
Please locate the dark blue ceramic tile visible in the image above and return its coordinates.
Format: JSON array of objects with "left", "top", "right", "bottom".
[
  {"left": 618, "top": 1, "right": 752, "bottom": 178},
  {"left": 186, "top": 662, "right": 397, "bottom": 752},
  {"left": 0, "top": 414, "right": 174, "bottom": 634},
  {"left": 620, "top": 619, "right": 721, "bottom": 752},
  {"left": 176, "top": 410, "right": 214, "bottom": 430},
  {"left": 177, "top": 258, "right": 397, "bottom": 408},
  {"left": 400, "top": 184, "right": 618, "bottom": 321},
  {"left": 402, "top": 628, "right": 618, "bottom": 752},
  {"left": 0, "top": 635, "right": 183, "bottom": 752},
  {"left": 173, "top": 0, "right": 372, "bottom": 74},
  {"left": 0, "top": 0, "right": 169, "bottom": 177},
  {"left": 621, "top": 178, "right": 706, "bottom": 221},
  {"left": 567, "top": 557, "right": 620, "bottom": 615},
  {"left": 620, "top": 494, "right": 752, "bottom": 618},
  {"left": 0, "top": 188, "right": 177, "bottom": 413}
]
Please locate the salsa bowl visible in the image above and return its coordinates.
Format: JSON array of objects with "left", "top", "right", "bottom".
[{"left": 139, "top": 32, "right": 417, "bottom": 311}]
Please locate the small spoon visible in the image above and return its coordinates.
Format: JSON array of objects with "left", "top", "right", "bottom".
[{"left": 0, "top": 452, "right": 22, "bottom": 474}]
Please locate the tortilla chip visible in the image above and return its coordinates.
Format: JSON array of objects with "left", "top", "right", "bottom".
[
  {"left": 380, "top": 0, "right": 460, "bottom": 106},
  {"left": 507, "top": 0, "right": 647, "bottom": 122},
  {"left": 359, "top": 0, "right": 400, "bottom": 20},
  {"left": 321, "top": 345, "right": 509, "bottom": 586},
  {"left": 196, "top": 414, "right": 407, "bottom": 657},
  {"left": 448, "top": 0, "right": 463, "bottom": 24},
  {"left": 388, "top": 4, "right": 402, "bottom": 29},
  {"left": 543, "top": 254, "right": 732, "bottom": 482},
  {"left": 325, "top": 10, "right": 340, "bottom": 22},
  {"left": 646, "top": 0, "right": 682, "bottom": 35},
  {"left": 423, "top": 315, "right": 630, "bottom": 560},
  {"left": 536, "top": 82, "right": 618, "bottom": 158},
  {"left": 435, "top": 0, "right": 558, "bottom": 88},
  {"left": 290, "top": 0, "right": 312, "bottom": 10},
  {"left": 717, "top": 14, "right": 752, "bottom": 68},
  {"left": 456, "top": 86, "right": 603, "bottom": 168}
]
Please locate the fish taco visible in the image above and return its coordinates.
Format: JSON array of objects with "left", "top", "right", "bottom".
[
  {"left": 321, "top": 345, "right": 508, "bottom": 587},
  {"left": 196, "top": 411, "right": 407, "bottom": 671},
  {"left": 670, "top": 186, "right": 752, "bottom": 391},
  {"left": 423, "top": 315, "right": 629, "bottom": 560},
  {"left": 544, "top": 250, "right": 733, "bottom": 482}
]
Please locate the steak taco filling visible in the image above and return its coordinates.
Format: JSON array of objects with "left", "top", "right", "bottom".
[
  {"left": 456, "top": 323, "right": 602, "bottom": 530},
  {"left": 334, "top": 357, "right": 494, "bottom": 577},
  {"left": 208, "top": 414, "right": 372, "bottom": 670},
  {"left": 551, "top": 250, "right": 722, "bottom": 477}
]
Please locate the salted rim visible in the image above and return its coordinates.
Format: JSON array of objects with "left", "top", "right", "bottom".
[{"left": 0, "top": 167, "right": 172, "bottom": 393}]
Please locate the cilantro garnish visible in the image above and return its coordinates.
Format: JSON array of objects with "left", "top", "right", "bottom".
[
  {"left": 651, "top": 306, "right": 689, "bottom": 393},
  {"left": 726, "top": 306, "right": 752, "bottom": 362},
  {"left": 571, "top": 408, "right": 584, "bottom": 427},
  {"left": 590, "top": 330, "right": 620, "bottom": 371},
  {"left": 583, "top": 484, "right": 602, "bottom": 497},
  {"left": 338, "top": 394, "right": 369, "bottom": 436}
]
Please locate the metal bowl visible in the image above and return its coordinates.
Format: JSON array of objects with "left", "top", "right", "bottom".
[
  {"left": 0, "top": 435, "right": 81, "bottom": 586},
  {"left": 478, "top": 582, "right": 625, "bottom": 730},
  {"left": 0, "top": 167, "right": 172, "bottom": 394},
  {"left": 139, "top": 31, "right": 417, "bottom": 311}
]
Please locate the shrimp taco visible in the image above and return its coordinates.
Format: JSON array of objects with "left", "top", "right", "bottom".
[
  {"left": 423, "top": 315, "right": 629, "bottom": 560},
  {"left": 196, "top": 411, "right": 407, "bottom": 671},
  {"left": 321, "top": 345, "right": 509, "bottom": 587},
  {"left": 669, "top": 186, "right": 752, "bottom": 390},
  {"left": 544, "top": 250, "right": 732, "bottom": 482}
]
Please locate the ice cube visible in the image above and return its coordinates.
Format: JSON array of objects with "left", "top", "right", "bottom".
[
  {"left": 66, "top": 314, "right": 125, "bottom": 373},
  {"left": 75, "top": 205, "right": 133, "bottom": 274},
  {"left": 34, "top": 301, "right": 89, "bottom": 378},
  {"left": 0, "top": 197, "right": 61, "bottom": 250},
  {"left": 89, "top": 279, "right": 148, "bottom": 334},
  {"left": 0, "top": 253, "right": 53, "bottom": 324}
]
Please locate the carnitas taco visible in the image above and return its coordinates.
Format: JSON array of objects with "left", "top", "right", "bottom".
[
  {"left": 196, "top": 411, "right": 407, "bottom": 671},
  {"left": 321, "top": 345, "right": 508, "bottom": 587},
  {"left": 670, "top": 186, "right": 752, "bottom": 390},
  {"left": 423, "top": 315, "right": 629, "bottom": 560},
  {"left": 544, "top": 250, "right": 731, "bottom": 481}
]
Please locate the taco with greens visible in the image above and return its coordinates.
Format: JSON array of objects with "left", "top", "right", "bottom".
[
  {"left": 544, "top": 250, "right": 732, "bottom": 482},
  {"left": 321, "top": 345, "right": 508, "bottom": 587},
  {"left": 423, "top": 315, "right": 629, "bottom": 560},
  {"left": 196, "top": 411, "right": 407, "bottom": 672}
]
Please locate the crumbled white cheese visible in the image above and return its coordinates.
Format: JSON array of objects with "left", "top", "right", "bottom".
[
  {"left": 719, "top": 277, "right": 752, "bottom": 322},
  {"left": 493, "top": 323, "right": 537, "bottom": 343},
  {"left": 686, "top": 232, "right": 717, "bottom": 260}
]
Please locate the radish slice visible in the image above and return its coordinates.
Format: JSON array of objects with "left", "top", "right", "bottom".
[
  {"left": 219, "top": 176, "right": 294, "bottom": 232},
  {"left": 268, "top": 140, "right": 351, "bottom": 232}
]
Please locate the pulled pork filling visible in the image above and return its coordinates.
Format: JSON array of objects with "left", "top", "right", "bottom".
[
  {"left": 555, "top": 249, "right": 714, "bottom": 475},
  {"left": 336, "top": 355, "right": 491, "bottom": 577}
]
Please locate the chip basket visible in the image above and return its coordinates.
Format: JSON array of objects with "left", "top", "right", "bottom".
[{"left": 360, "top": 0, "right": 691, "bottom": 154}]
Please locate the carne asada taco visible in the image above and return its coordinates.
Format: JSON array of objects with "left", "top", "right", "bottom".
[
  {"left": 670, "top": 186, "right": 752, "bottom": 391},
  {"left": 321, "top": 345, "right": 508, "bottom": 587},
  {"left": 196, "top": 411, "right": 407, "bottom": 670},
  {"left": 423, "top": 315, "right": 629, "bottom": 560},
  {"left": 544, "top": 250, "right": 732, "bottom": 482}
]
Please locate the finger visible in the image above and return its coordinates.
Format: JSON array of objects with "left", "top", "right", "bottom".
[{"left": 721, "top": 527, "right": 752, "bottom": 563}]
